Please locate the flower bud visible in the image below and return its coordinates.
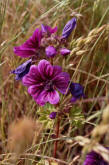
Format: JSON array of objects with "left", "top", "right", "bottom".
[
  {"left": 60, "top": 48, "right": 70, "bottom": 56},
  {"left": 69, "top": 82, "right": 84, "bottom": 102},
  {"left": 62, "top": 17, "right": 76, "bottom": 39},
  {"left": 49, "top": 112, "right": 57, "bottom": 119},
  {"left": 45, "top": 46, "right": 57, "bottom": 58},
  {"left": 11, "top": 59, "right": 32, "bottom": 80}
]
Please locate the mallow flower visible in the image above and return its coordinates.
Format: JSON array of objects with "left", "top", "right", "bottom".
[
  {"left": 11, "top": 59, "right": 32, "bottom": 80},
  {"left": 62, "top": 17, "right": 76, "bottom": 39},
  {"left": 14, "top": 25, "right": 57, "bottom": 58},
  {"left": 69, "top": 82, "right": 84, "bottom": 102},
  {"left": 83, "top": 150, "right": 109, "bottom": 165},
  {"left": 14, "top": 29, "right": 42, "bottom": 58},
  {"left": 22, "top": 60, "right": 70, "bottom": 106}
]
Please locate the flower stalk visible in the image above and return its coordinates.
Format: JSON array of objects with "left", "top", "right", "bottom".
[{"left": 54, "top": 115, "right": 60, "bottom": 158}]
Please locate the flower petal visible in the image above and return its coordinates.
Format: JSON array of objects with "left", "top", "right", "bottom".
[
  {"left": 53, "top": 72, "right": 70, "bottom": 94},
  {"left": 22, "top": 75, "right": 37, "bottom": 86},
  {"left": 14, "top": 47, "right": 36, "bottom": 58},
  {"left": 48, "top": 90, "right": 60, "bottom": 104},
  {"left": 29, "top": 65, "right": 42, "bottom": 81},
  {"left": 41, "top": 24, "right": 57, "bottom": 35},
  {"left": 34, "top": 90, "right": 48, "bottom": 106},
  {"left": 47, "top": 26, "right": 57, "bottom": 34},
  {"left": 52, "top": 66, "right": 62, "bottom": 77},
  {"left": 28, "top": 84, "right": 43, "bottom": 95},
  {"left": 14, "top": 28, "right": 41, "bottom": 58},
  {"left": 38, "top": 59, "right": 53, "bottom": 79},
  {"left": 32, "top": 28, "right": 42, "bottom": 46}
]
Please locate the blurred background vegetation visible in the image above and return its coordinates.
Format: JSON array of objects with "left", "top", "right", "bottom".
[{"left": 0, "top": 0, "right": 109, "bottom": 164}]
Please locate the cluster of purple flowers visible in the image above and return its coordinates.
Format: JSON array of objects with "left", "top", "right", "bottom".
[
  {"left": 11, "top": 17, "right": 109, "bottom": 165},
  {"left": 11, "top": 17, "right": 84, "bottom": 119}
]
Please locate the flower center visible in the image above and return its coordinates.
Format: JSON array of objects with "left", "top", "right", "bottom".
[{"left": 44, "top": 80, "right": 54, "bottom": 91}]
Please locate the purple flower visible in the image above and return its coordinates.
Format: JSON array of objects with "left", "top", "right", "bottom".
[
  {"left": 62, "top": 17, "right": 76, "bottom": 39},
  {"left": 11, "top": 59, "right": 32, "bottom": 80},
  {"left": 22, "top": 60, "right": 70, "bottom": 106},
  {"left": 45, "top": 46, "right": 57, "bottom": 58},
  {"left": 49, "top": 112, "right": 57, "bottom": 119},
  {"left": 41, "top": 24, "right": 57, "bottom": 35},
  {"left": 69, "top": 82, "right": 84, "bottom": 102},
  {"left": 83, "top": 150, "right": 109, "bottom": 165},
  {"left": 60, "top": 48, "right": 71, "bottom": 56},
  {"left": 14, "top": 25, "right": 57, "bottom": 58},
  {"left": 14, "top": 28, "right": 42, "bottom": 58}
]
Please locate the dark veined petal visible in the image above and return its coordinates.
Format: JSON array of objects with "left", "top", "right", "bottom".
[
  {"left": 22, "top": 65, "right": 41, "bottom": 86},
  {"left": 14, "top": 28, "right": 42, "bottom": 58},
  {"left": 22, "top": 74, "right": 37, "bottom": 86},
  {"left": 62, "top": 17, "right": 76, "bottom": 39},
  {"left": 28, "top": 65, "right": 42, "bottom": 81},
  {"left": 38, "top": 59, "right": 53, "bottom": 79},
  {"left": 14, "top": 46, "right": 36, "bottom": 58},
  {"left": 48, "top": 90, "right": 60, "bottom": 104},
  {"left": 52, "top": 66, "right": 62, "bottom": 77},
  {"left": 34, "top": 90, "right": 49, "bottom": 106},
  {"left": 33, "top": 89, "right": 60, "bottom": 106},
  {"left": 53, "top": 72, "right": 70, "bottom": 94},
  {"left": 32, "top": 28, "right": 42, "bottom": 46},
  {"left": 28, "top": 84, "right": 43, "bottom": 95}
]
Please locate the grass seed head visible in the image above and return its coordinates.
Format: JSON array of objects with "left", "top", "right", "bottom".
[{"left": 7, "top": 117, "right": 43, "bottom": 154}]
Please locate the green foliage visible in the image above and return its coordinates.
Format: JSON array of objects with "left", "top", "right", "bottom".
[
  {"left": 37, "top": 104, "right": 56, "bottom": 129},
  {"left": 69, "top": 106, "right": 84, "bottom": 128}
]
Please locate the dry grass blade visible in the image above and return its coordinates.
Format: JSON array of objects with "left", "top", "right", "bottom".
[{"left": 0, "top": 0, "right": 8, "bottom": 32}]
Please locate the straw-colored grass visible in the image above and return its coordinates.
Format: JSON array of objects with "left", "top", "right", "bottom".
[{"left": 0, "top": 0, "right": 109, "bottom": 164}]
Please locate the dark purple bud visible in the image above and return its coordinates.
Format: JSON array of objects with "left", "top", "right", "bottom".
[
  {"left": 69, "top": 82, "right": 84, "bottom": 102},
  {"left": 49, "top": 112, "right": 57, "bottom": 119},
  {"left": 60, "top": 48, "right": 71, "bottom": 56},
  {"left": 45, "top": 46, "right": 57, "bottom": 58},
  {"left": 83, "top": 149, "right": 109, "bottom": 165},
  {"left": 11, "top": 59, "right": 32, "bottom": 80},
  {"left": 51, "top": 134, "right": 56, "bottom": 139},
  {"left": 62, "top": 17, "right": 76, "bottom": 39}
]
